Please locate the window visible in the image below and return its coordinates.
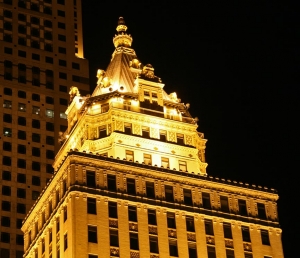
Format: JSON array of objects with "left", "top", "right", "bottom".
[
  {"left": 88, "top": 226, "right": 97, "bottom": 243},
  {"left": 59, "top": 72, "right": 67, "bottom": 79},
  {"left": 2, "top": 201, "right": 11, "bottom": 211},
  {"left": 58, "top": 9, "right": 65, "bottom": 16},
  {"left": 4, "top": 34, "right": 13, "bottom": 43},
  {"left": 126, "top": 150, "right": 134, "bottom": 161},
  {"left": 167, "top": 212, "right": 176, "bottom": 229},
  {"left": 4, "top": 61, "right": 13, "bottom": 80},
  {"left": 127, "top": 178, "right": 136, "bottom": 195},
  {"left": 86, "top": 171, "right": 96, "bottom": 187},
  {"left": 18, "top": 50, "right": 26, "bottom": 57},
  {"left": 142, "top": 126, "right": 150, "bottom": 138},
  {"left": 46, "top": 164, "right": 54, "bottom": 173},
  {"left": 72, "top": 62, "right": 80, "bottom": 69},
  {"left": 3, "top": 142, "right": 11, "bottom": 151},
  {"left": 32, "top": 106, "right": 40, "bottom": 115},
  {"left": 150, "top": 236, "right": 159, "bottom": 254},
  {"left": 202, "top": 192, "right": 211, "bottom": 209},
  {"left": 17, "top": 130, "right": 26, "bottom": 140},
  {"left": 1, "top": 232, "right": 10, "bottom": 243},
  {"left": 17, "top": 203, "right": 26, "bottom": 214},
  {"left": 46, "top": 70, "right": 54, "bottom": 89},
  {"left": 16, "top": 219, "right": 23, "bottom": 229},
  {"left": 205, "top": 219, "right": 214, "bottom": 235},
  {"left": 64, "top": 233, "right": 68, "bottom": 250},
  {"left": 169, "top": 240, "right": 178, "bottom": 257},
  {"left": 4, "top": 10, "right": 12, "bottom": 18},
  {"left": 129, "top": 233, "right": 139, "bottom": 250},
  {"left": 17, "top": 144, "right": 26, "bottom": 154},
  {"left": 46, "top": 109, "right": 54, "bottom": 118},
  {"left": 3, "top": 100, "right": 12, "bottom": 109},
  {"left": 4, "top": 87, "right": 12, "bottom": 96},
  {"left": 2, "top": 171, "right": 11, "bottom": 181},
  {"left": 161, "top": 157, "right": 169, "bottom": 168},
  {"left": 108, "top": 202, "right": 118, "bottom": 218},
  {"left": 32, "top": 133, "right": 40, "bottom": 142},
  {"left": 146, "top": 181, "right": 155, "bottom": 198},
  {"left": 32, "top": 161, "right": 41, "bottom": 171},
  {"left": 32, "top": 119, "right": 40, "bottom": 129},
  {"left": 16, "top": 251, "right": 23, "bottom": 258},
  {"left": 46, "top": 122, "right": 54, "bottom": 131},
  {"left": 107, "top": 174, "right": 116, "bottom": 191},
  {"left": 257, "top": 203, "right": 267, "bottom": 219},
  {"left": 18, "top": 37, "right": 26, "bottom": 46},
  {"left": 238, "top": 199, "right": 248, "bottom": 216},
  {"left": 58, "top": 47, "right": 66, "bottom": 54},
  {"left": 165, "top": 185, "right": 174, "bottom": 202},
  {"left": 59, "top": 59, "right": 67, "bottom": 66},
  {"left": 60, "top": 98, "right": 68, "bottom": 106},
  {"left": 17, "top": 188, "right": 26, "bottom": 198},
  {"left": 16, "top": 234, "right": 24, "bottom": 245},
  {"left": 18, "top": 103, "right": 26, "bottom": 112},
  {"left": 223, "top": 223, "right": 233, "bottom": 239},
  {"left": 183, "top": 216, "right": 194, "bottom": 233},
  {"left": 17, "top": 173, "right": 26, "bottom": 183},
  {"left": 188, "top": 243, "right": 197, "bottom": 258},
  {"left": 207, "top": 246, "right": 216, "bottom": 258},
  {"left": 88, "top": 255, "right": 98, "bottom": 258},
  {"left": 177, "top": 133, "right": 184, "bottom": 144},
  {"left": 143, "top": 153, "right": 152, "bottom": 165},
  {"left": 2, "top": 156, "right": 11, "bottom": 166},
  {"left": 32, "top": 191, "right": 40, "bottom": 200},
  {"left": 46, "top": 136, "right": 55, "bottom": 145},
  {"left": 32, "top": 176, "right": 40, "bottom": 186},
  {"left": 87, "top": 198, "right": 96, "bottom": 214},
  {"left": 44, "top": 6, "right": 52, "bottom": 14},
  {"left": 32, "top": 147, "right": 40, "bottom": 157},
  {"left": 60, "top": 112, "right": 67, "bottom": 119},
  {"left": 4, "top": 128, "right": 12, "bottom": 137},
  {"left": 98, "top": 125, "right": 107, "bottom": 138},
  {"left": 179, "top": 160, "right": 187, "bottom": 172},
  {"left": 148, "top": 209, "right": 157, "bottom": 225},
  {"left": 124, "top": 123, "right": 132, "bottom": 134},
  {"left": 32, "top": 53, "right": 40, "bottom": 60},
  {"left": 261, "top": 230, "right": 270, "bottom": 245},
  {"left": 58, "top": 22, "right": 66, "bottom": 29},
  {"left": 46, "top": 56, "right": 53, "bottom": 64},
  {"left": 18, "top": 63, "right": 26, "bottom": 83},
  {"left": 18, "top": 116, "right": 26, "bottom": 126},
  {"left": 4, "top": 47, "right": 13, "bottom": 54},
  {"left": 60, "top": 85, "right": 67, "bottom": 92},
  {"left": 32, "top": 67, "right": 40, "bottom": 86},
  {"left": 244, "top": 253, "right": 253, "bottom": 258},
  {"left": 220, "top": 196, "right": 229, "bottom": 212},
  {"left": 110, "top": 230, "right": 119, "bottom": 247},
  {"left": 128, "top": 206, "right": 137, "bottom": 222},
  {"left": 160, "top": 130, "right": 167, "bottom": 141},
  {"left": 17, "top": 158, "right": 26, "bottom": 168},
  {"left": 1, "top": 216, "right": 10, "bottom": 227},
  {"left": 242, "top": 226, "right": 251, "bottom": 242},
  {"left": 32, "top": 93, "right": 40, "bottom": 101},
  {"left": 3, "top": 114, "right": 12, "bottom": 123},
  {"left": 184, "top": 188, "right": 193, "bottom": 205}
]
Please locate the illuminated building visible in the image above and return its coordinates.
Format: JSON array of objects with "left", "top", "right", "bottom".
[
  {"left": 0, "top": 0, "right": 89, "bottom": 257},
  {"left": 21, "top": 18, "right": 284, "bottom": 258}
]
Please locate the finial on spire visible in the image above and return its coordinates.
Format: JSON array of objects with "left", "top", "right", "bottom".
[{"left": 113, "top": 17, "right": 133, "bottom": 48}]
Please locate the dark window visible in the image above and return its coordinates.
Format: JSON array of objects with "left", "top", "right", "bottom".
[
  {"left": 18, "top": 116, "right": 26, "bottom": 126},
  {"left": 46, "top": 136, "right": 55, "bottom": 145},
  {"left": 107, "top": 174, "right": 117, "bottom": 191},
  {"left": 45, "top": 43, "right": 53, "bottom": 53},
  {"left": 207, "top": 246, "right": 216, "bottom": 258},
  {"left": 87, "top": 198, "right": 96, "bottom": 214},
  {"left": 32, "top": 93, "right": 40, "bottom": 101},
  {"left": 184, "top": 188, "right": 193, "bottom": 205},
  {"left": 46, "top": 150, "right": 54, "bottom": 159},
  {"left": 58, "top": 47, "right": 67, "bottom": 54},
  {"left": 4, "top": 47, "right": 13, "bottom": 54},
  {"left": 1, "top": 232, "right": 10, "bottom": 243},
  {"left": 43, "top": 6, "right": 52, "bottom": 15},
  {"left": 17, "top": 203, "right": 26, "bottom": 214},
  {"left": 88, "top": 226, "right": 97, "bottom": 243},
  {"left": 98, "top": 125, "right": 107, "bottom": 138},
  {"left": 72, "top": 62, "right": 80, "bottom": 69},
  {"left": 16, "top": 251, "right": 23, "bottom": 258},
  {"left": 242, "top": 226, "right": 251, "bottom": 242},
  {"left": 128, "top": 206, "right": 137, "bottom": 222},
  {"left": 18, "top": 13, "right": 26, "bottom": 21},
  {"left": 220, "top": 196, "right": 229, "bottom": 212},
  {"left": 45, "top": 56, "right": 53, "bottom": 64},
  {"left": 238, "top": 199, "right": 248, "bottom": 216},
  {"left": 4, "top": 87, "right": 12, "bottom": 95},
  {"left": 60, "top": 98, "right": 68, "bottom": 106},
  {"left": 32, "top": 176, "right": 40, "bottom": 186},
  {"left": 202, "top": 192, "right": 211, "bottom": 209},
  {"left": 18, "top": 90, "right": 26, "bottom": 98},
  {"left": 4, "top": 21, "right": 12, "bottom": 31},
  {"left": 165, "top": 185, "right": 174, "bottom": 202},
  {"left": 64, "top": 206, "right": 67, "bottom": 222},
  {"left": 2, "top": 156, "right": 11, "bottom": 166},
  {"left": 3, "top": 142, "right": 12, "bottom": 151},
  {"left": 223, "top": 223, "right": 233, "bottom": 239},
  {"left": 108, "top": 202, "right": 118, "bottom": 218},
  {"left": 142, "top": 126, "right": 150, "bottom": 138},
  {"left": 60, "top": 125, "right": 68, "bottom": 132},
  {"left": 16, "top": 234, "right": 24, "bottom": 245},
  {"left": 16, "top": 219, "right": 23, "bottom": 229},
  {"left": 18, "top": 130, "right": 26, "bottom": 140},
  {"left": 59, "top": 85, "right": 67, "bottom": 92},
  {"left": 169, "top": 240, "right": 178, "bottom": 257},
  {"left": 3, "top": 114, "right": 12, "bottom": 123},
  {"left": 146, "top": 181, "right": 155, "bottom": 198},
  {"left": 257, "top": 203, "right": 267, "bottom": 220},
  {"left": 32, "top": 161, "right": 41, "bottom": 171},
  {"left": 18, "top": 144, "right": 26, "bottom": 154},
  {"left": 167, "top": 212, "right": 176, "bottom": 229},
  {"left": 18, "top": 24, "right": 26, "bottom": 34},
  {"left": 2, "top": 201, "right": 11, "bottom": 211},
  {"left": 148, "top": 209, "right": 157, "bottom": 225},
  {"left": 31, "top": 28, "right": 39, "bottom": 37},
  {"left": 18, "top": 50, "right": 26, "bottom": 57},
  {"left": 226, "top": 249, "right": 235, "bottom": 258},
  {"left": 46, "top": 96, "right": 54, "bottom": 104},
  {"left": 261, "top": 230, "right": 270, "bottom": 245},
  {"left": 150, "top": 236, "right": 159, "bottom": 254},
  {"left": 72, "top": 75, "right": 80, "bottom": 82},
  {"left": 17, "top": 159, "right": 26, "bottom": 168},
  {"left": 4, "top": 60, "right": 13, "bottom": 80},
  {"left": 32, "top": 133, "right": 40, "bottom": 142},
  {"left": 32, "top": 191, "right": 40, "bottom": 200},
  {"left": 32, "top": 119, "right": 40, "bottom": 129},
  {"left": 44, "top": 20, "right": 52, "bottom": 28},
  {"left": 58, "top": 22, "right": 66, "bottom": 29},
  {"left": 46, "top": 122, "right": 54, "bottom": 131},
  {"left": 18, "top": 37, "right": 26, "bottom": 46},
  {"left": 2, "top": 171, "right": 11, "bottom": 181},
  {"left": 4, "top": 10, "right": 13, "bottom": 18},
  {"left": 58, "top": 34, "right": 66, "bottom": 41},
  {"left": 127, "top": 178, "right": 136, "bottom": 195},
  {"left": 205, "top": 219, "right": 214, "bottom": 235},
  {"left": 1, "top": 217, "right": 10, "bottom": 227},
  {"left": 188, "top": 244, "right": 197, "bottom": 258},
  {"left": 86, "top": 171, "right": 96, "bottom": 187},
  {"left": 31, "top": 16, "right": 39, "bottom": 24},
  {"left": 32, "top": 66, "right": 40, "bottom": 86},
  {"left": 17, "top": 173, "right": 26, "bottom": 183},
  {"left": 30, "top": 2, "right": 39, "bottom": 11},
  {"left": 244, "top": 253, "right": 253, "bottom": 258},
  {"left": 186, "top": 216, "right": 195, "bottom": 232},
  {"left": 130, "top": 233, "right": 139, "bottom": 250},
  {"left": 4, "top": 34, "right": 13, "bottom": 43},
  {"left": 59, "top": 72, "right": 67, "bottom": 79},
  {"left": 57, "top": 10, "right": 65, "bottom": 17},
  {"left": 46, "top": 164, "right": 54, "bottom": 173},
  {"left": 177, "top": 133, "right": 184, "bottom": 144},
  {"left": 88, "top": 255, "right": 98, "bottom": 258},
  {"left": 59, "top": 59, "right": 67, "bottom": 66},
  {"left": 110, "top": 230, "right": 119, "bottom": 247}
]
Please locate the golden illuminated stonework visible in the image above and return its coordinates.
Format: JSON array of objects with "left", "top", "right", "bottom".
[{"left": 22, "top": 18, "right": 283, "bottom": 258}]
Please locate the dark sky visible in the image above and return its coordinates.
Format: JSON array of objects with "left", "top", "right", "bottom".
[{"left": 82, "top": 1, "right": 298, "bottom": 256}]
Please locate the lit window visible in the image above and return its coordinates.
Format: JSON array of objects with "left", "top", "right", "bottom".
[
  {"left": 126, "top": 150, "right": 134, "bottom": 161},
  {"left": 60, "top": 112, "right": 67, "bottom": 119},
  {"left": 183, "top": 189, "right": 192, "bottom": 205},
  {"left": 205, "top": 219, "right": 214, "bottom": 235},
  {"left": 150, "top": 236, "right": 159, "bottom": 254},
  {"left": 161, "top": 157, "right": 169, "bottom": 168},
  {"left": 220, "top": 196, "right": 229, "bottom": 212},
  {"left": 110, "top": 230, "right": 119, "bottom": 247},
  {"left": 242, "top": 226, "right": 251, "bottom": 242},
  {"left": 143, "top": 153, "right": 152, "bottom": 165},
  {"left": 3, "top": 128, "right": 12, "bottom": 137},
  {"left": 223, "top": 223, "right": 233, "bottom": 239},
  {"left": 46, "top": 109, "right": 54, "bottom": 118},
  {"left": 179, "top": 160, "right": 187, "bottom": 172},
  {"left": 3, "top": 100, "right": 12, "bottom": 109},
  {"left": 18, "top": 103, "right": 26, "bottom": 112},
  {"left": 261, "top": 230, "right": 270, "bottom": 245},
  {"left": 32, "top": 106, "right": 40, "bottom": 114}
]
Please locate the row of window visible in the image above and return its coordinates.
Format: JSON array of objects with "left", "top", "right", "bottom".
[
  {"left": 0, "top": 232, "right": 23, "bottom": 245},
  {"left": 2, "top": 171, "right": 41, "bottom": 185},
  {"left": 86, "top": 172, "right": 268, "bottom": 219},
  {"left": 1, "top": 159, "right": 54, "bottom": 173},
  {"left": 1, "top": 217, "right": 23, "bottom": 229},
  {"left": 2, "top": 186, "right": 40, "bottom": 200},
  {"left": 3, "top": 126, "right": 67, "bottom": 138},
  {"left": 1, "top": 201, "right": 26, "bottom": 214},
  {"left": 0, "top": 249, "right": 24, "bottom": 258}
]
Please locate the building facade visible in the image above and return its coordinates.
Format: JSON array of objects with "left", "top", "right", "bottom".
[
  {"left": 0, "top": 0, "right": 89, "bottom": 257},
  {"left": 21, "top": 18, "right": 284, "bottom": 258}
]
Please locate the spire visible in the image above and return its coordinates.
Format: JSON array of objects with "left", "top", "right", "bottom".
[{"left": 113, "top": 17, "right": 133, "bottom": 48}]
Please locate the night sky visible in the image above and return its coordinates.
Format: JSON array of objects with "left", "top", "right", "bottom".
[{"left": 82, "top": 1, "right": 298, "bottom": 256}]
